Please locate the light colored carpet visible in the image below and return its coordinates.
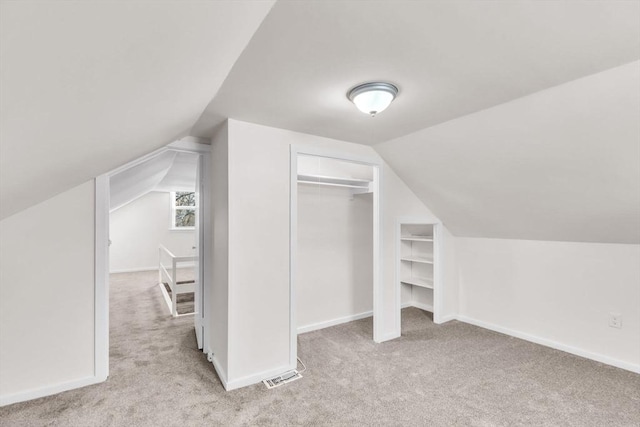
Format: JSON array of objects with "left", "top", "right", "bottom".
[{"left": 1, "top": 270, "right": 639, "bottom": 426}]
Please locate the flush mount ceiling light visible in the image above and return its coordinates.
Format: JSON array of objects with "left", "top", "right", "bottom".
[{"left": 347, "top": 82, "right": 398, "bottom": 117}]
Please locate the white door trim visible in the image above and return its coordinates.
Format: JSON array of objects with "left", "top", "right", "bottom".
[
  {"left": 95, "top": 175, "right": 110, "bottom": 382},
  {"left": 94, "top": 139, "right": 211, "bottom": 381},
  {"left": 289, "top": 145, "right": 383, "bottom": 370}
]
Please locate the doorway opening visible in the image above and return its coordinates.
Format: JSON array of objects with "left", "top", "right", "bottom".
[{"left": 94, "top": 139, "right": 211, "bottom": 380}]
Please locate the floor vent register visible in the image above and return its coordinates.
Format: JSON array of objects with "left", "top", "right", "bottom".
[{"left": 263, "top": 370, "right": 303, "bottom": 389}]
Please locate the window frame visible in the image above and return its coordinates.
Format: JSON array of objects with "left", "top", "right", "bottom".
[{"left": 170, "top": 191, "right": 196, "bottom": 230}]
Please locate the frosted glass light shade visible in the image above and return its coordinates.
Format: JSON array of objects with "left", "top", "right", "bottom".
[{"left": 348, "top": 82, "right": 398, "bottom": 116}]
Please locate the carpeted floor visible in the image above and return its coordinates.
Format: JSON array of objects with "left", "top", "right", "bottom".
[{"left": 1, "top": 270, "right": 639, "bottom": 426}]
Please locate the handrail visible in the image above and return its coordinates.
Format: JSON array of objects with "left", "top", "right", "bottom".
[
  {"left": 158, "top": 244, "right": 197, "bottom": 317},
  {"left": 159, "top": 243, "right": 177, "bottom": 259}
]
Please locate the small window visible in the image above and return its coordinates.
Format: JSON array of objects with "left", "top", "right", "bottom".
[{"left": 171, "top": 191, "right": 196, "bottom": 229}]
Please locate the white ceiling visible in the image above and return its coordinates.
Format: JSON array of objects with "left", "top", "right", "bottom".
[
  {"left": 155, "top": 152, "right": 199, "bottom": 194},
  {"left": 2, "top": 1, "right": 638, "bottom": 244},
  {"left": 191, "top": 0, "right": 640, "bottom": 145},
  {"left": 376, "top": 62, "right": 640, "bottom": 244},
  {"left": 110, "top": 151, "right": 198, "bottom": 211},
  {"left": 110, "top": 151, "right": 176, "bottom": 212},
  {"left": 0, "top": 0, "right": 274, "bottom": 219}
]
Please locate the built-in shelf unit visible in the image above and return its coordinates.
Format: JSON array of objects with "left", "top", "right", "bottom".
[{"left": 399, "top": 222, "right": 438, "bottom": 315}]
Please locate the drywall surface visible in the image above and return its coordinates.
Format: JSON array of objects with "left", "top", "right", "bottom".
[
  {"left": 297, "top": 183, "right": 373, "bottom": 329},
  {"left": 209, "top": 122, "right": 230, "bottom": 378},
  {"left": 224, "top": 119, "right": 455, "bottom": 387},
  {"left": 109, "top": 151, "right": 176, "bottom": 211},
  {"left": 109, "top": 191, "right": 196, "bottom": 273},
  {"left": 457, "top": 237, "right": 640, "bottom": 371},
  {"left": 200, "top": 1, "right": 640, "bottom": 145},
  {"left": 0, "top": 181, "right": 95, "bottom": 400},
  {"left": 441, "top": 227, "right": 459, "bottom": 319},
  {"left": 1, "top": 1, "right": 275, "bottom": 219},
  {"left": 375, "top": 61, "right": 640, "bottom": 244},
  {"left": 226, "top": 120, "right": 292, "bottom": 383}
]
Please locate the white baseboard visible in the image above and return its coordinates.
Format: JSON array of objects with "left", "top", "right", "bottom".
[
  {"left": 456, "top": 315, "right": 640, "bottom": 374},
  {"left": 378, "top": 331, "right": 401, "bottom": 342},
  {"left": 209, "top": 354, "right": 229, "bottom": 390},
  {"left": 436, "top": 313, "right": 457, "bottom": 324},
  {"left": 225, "top": 364, "right": 295, "bottom": 391},
  {"left": 297, "top": 310, "right": 373, "bottom": 334},
  {"left": 0, "top": 375, "right": 104, "bottom": 407}
]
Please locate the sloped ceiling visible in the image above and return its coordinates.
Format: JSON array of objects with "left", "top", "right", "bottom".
[
  {"left": 191, "top": 0, "right": 640, "bottom": 145},
  {"left": 375, "top": 62, "right": 640, "bottom": 244},
  {"left": 0, "top": 0, "right": 274, "bottom": 220},
  {"left": 110, "top": 151, "right": 198, "bottom": 211},
  {"left": 110, "top": 151, "right": 176, "bottom": 212},
  {"left": 155, "top": 152, "right": 199, "bottom": 194},
  {"left": 2, "top": 1, "right": 638, "bottom": 245},
  {"left": 188, "top": 0, "right": 639, "bottom": 244}
]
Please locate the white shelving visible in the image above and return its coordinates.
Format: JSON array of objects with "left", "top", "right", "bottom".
[
  {"left": 297, "top": 173, "right": 371, "bottom": 193},
  {"left": 399, "top": 222, "right": 436, "bottom": 316},
  {"left": 400, "top": 256, "right": 434, "bottom": 264},
  {"left": 400, "top": 276, "right": 433, "bottom": 289},
  {"left": 400, "top": 236, "right": 433, "bottom": 242}
]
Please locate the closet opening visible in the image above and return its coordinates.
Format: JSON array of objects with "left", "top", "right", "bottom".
[{"left": 289, "top": 147, "right": 383, "bottom": 369}]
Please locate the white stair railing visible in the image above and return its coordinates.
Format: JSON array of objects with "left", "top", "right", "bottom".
[{"left": 158, "top": 244, "right": 197, "bottom": 317}]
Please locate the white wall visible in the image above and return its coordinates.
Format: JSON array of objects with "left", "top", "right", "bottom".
[
  {"left": 381, "top": 165, "right": 455, "bottom": 338},
  {"left": 109, "top": 191, "right": 196, "bottom": 273},
  {"left": 209, "top": 122, "right": 230, "bottom": 380},
  {"left": 297, "top": 182, "right": 373, "bottom": 330},
  {"left": 0, "top": 181, "right": 96, "bottom": 404},
  {"left": 441, "top": 227, "right": 459, "bottom": 319},
  {"left": 226, "top": 120, "right": 292, "bottom": 385},
  {"left": 216, "top": 119, "right": 455, "bottom": 389},
  {"left": 457, "top": 238, "right": 640, "bottom": 372}
]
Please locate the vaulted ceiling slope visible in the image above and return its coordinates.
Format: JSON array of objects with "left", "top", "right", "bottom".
[
  {"left": 109, "top": 151, "right": 198, "bottom": 212},
  {"left": 0, "top": 1, "right": 274, "bottom": 220},
  {"left": 375, "top": 62, "right": 640, "bottom": 244},
  {"left": 191, "top": 0, "right": 640, "bottom": 145}
]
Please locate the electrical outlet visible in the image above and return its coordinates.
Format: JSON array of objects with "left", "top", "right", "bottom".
[{"left": 609, "top": 313, "right": 622, "bottom": 329}]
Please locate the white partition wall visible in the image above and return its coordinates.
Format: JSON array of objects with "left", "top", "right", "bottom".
[
  {"left": 207, "top": 119, "right": 457, "bottom": 390},
  {"left": 208, "top": 122, "right": 230, "bottom": 382}
]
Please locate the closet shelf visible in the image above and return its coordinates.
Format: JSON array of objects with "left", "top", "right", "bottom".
[
  {"left": 401, "top": 236, "right": 434, "bottom": 242},
  {"left": 400, "top": 277, "right": 433, "bottom": 289},
  {"left": 401, "top": 256, "right": 434, "bottom": 264},
  {"left": 297, "top": 173, "right": 371, "bottom": 190}
]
